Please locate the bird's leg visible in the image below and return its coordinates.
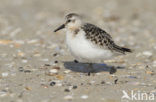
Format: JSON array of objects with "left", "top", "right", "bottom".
[
  {"left": 87, "top": 63, "right": 95, "bottom": 76},
  {"left": 74, "top": 59, "right": 79, "bottom": 63}
]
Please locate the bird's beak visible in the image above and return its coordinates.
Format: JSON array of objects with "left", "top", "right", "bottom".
[{"left": 54, "top": 24, "right": 65, "bottom": 32}]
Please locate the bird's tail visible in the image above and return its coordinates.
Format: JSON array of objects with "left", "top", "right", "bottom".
[
  {"left": 113, "top": 44, "right": 132, "bottom": 54},
  {"left": 121, "top": 47, "right": 132, "bottom": 52}
]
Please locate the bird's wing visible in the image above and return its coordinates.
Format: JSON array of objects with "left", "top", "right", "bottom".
[{"left": 81, "top": 23, "right": 132, "bottom": 54}]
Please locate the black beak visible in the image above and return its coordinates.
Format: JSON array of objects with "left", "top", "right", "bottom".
[{"left": 54, "top": 24, "right": 65, "bottom": 32}]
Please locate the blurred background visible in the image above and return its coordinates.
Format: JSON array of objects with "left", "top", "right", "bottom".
[{"left": 0, "top": 0, "right": 156, "bottom": 102}]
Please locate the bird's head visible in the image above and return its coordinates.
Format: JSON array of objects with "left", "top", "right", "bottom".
[{"left": 54, "top": 13, "right": 82, "bottom": 32}]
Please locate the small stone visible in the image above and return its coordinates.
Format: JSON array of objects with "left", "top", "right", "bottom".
[
  {"left": 54, "top": 60, "right": 58, "bottom": 63},
  {"left": 73, "top": 85, "right": 77, "bottom": 89},
  {"left": 53, "top": 53, "right": 58, "bottom": 57},
  {"left": 0, "top": 90, "right": 7, "bottom": 97},
  {"left": 22, "top": 59, "right": 28, "bottom": 63},
  {"left": 56, "top": 75, "right": 64, "bottom": 80},
  {"left": 44, "top": 64, "right": 51, "bottom": 66},
  {"left": 101, "top": 81, "right": 105, "bottom": 84},
  {"left": 50, "top": 81, "right": 56, "bottom": 86},
  {"left": 81, "top": 83, "right": 84, "bottom": 85},
  {"left": 90, "top": 81, "right": 95, "bottom": 84},
  {"left": 2, "top": 72, "right": 9, "bottom": 77},
  {"left": 64, "top": 89, "right": 70, "bottom": 92},
  {"left": 53, "top": 66, "right": 60, "bottom": 70},
  {"left": 18, "top": 52, "right": 25, "bottom": 57},
  {"left": 64, "top": 95, "right": 73, "bottom": 100},
  {"left": 25, "top": 87, "right": 32, "bottom": 90},
  {"left": 19, "top": 67, "right": 24, "bottom": 72},
  {"left": 110, "top": 67, "right": 117, "bottom": 74},
  {"left": 64, "top": 70, "right": 71, "bottom": 74},
  {"left": 49, "top": 69, "right": 58, "bottom": 74},
  {"left": 142, "top": 51, "right": 152, "bottom": 57},
  {"left": 24, "top": 70, "right": 31, "bottom": 73},
  {"left": 81, "top": 95, "right": 88, "bottom": 99},
  {"left": 41, "top": 84, "right": 48, "bottom": 88}
]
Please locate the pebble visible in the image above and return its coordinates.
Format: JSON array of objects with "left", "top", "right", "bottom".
[
  {"left": 53, "top": 53, "right": 58, "bottom": 57},
  {"left": 54, "top": 60, "right": 58, "bottom": 63},
  {"left": 81, "top": 95, "right": 88, "bottom": 99},
  {"left": 142, "top": 51, "right": 152, "bottom": 57},
  {"left": 44, "top": 64, "right": 51, "bottom": 66},
  {"left": 101, "top": 81, "right": 105, "bottom": 84},
  {"left": 22, "top": 59, "right": 28, "bottom": 63},
  {"left": 73, "top": 85, "right": 77, "bottom": 89},
  {"left": 110, "top": 67, "right": 117, "bottom": 74},
  {"left": 24, "top": 70, "right": 31, "bottom": 73},
  {"left": 25, "top": 87, "right": 32, "bottom": 91},
  {"left": 56, "top": 75, "right": 64, "bottom": 80},
  {"left": 0, "top": 90, "right": 7, "bottom": 97},
  {"left": 50, "top": 81, "right": 56, "bottom": 86},
  {"left": 90, "top": 81, "right": 95, "bottom": 84},
  {"left": 64, "top": 95, "right": 73, "bottom": 100},
  {"left": 64, "top": 89, "right": 70, "bottom": 92},
  {"left": 49, "top": 69, "right": 58, "bottom": 74},
  {"left": 18, "top": 67, "right": 24, "bottom": 72},
  {"left": 1, "top": 72, "right": 9, "bottom": 77},
  {"left": 64, "top": 70, "right": 71, "bottom": 74}
]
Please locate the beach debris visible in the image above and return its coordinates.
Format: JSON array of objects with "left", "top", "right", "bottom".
[
  {"left": 50, "top": 81, "right": 56, "bottom": 86},
  {"left": 64, "top": 95, "right": 73, "bottom": 100},
  {"left": 142, "top": 51, "right": 152, "bottom": 57},
  {"left": 81, "top": 95, "right": 88, "bottom": 99},
  {"left": 64, "top": 89, "right": 70, "bottom": 92}
]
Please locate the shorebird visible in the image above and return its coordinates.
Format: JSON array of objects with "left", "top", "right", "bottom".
[{"left": 54, "top": 13, "right": 132, "bottom": 75}]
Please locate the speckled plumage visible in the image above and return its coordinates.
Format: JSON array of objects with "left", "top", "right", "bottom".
[{"left": 81, "top": 23, "right": 132, "bottom": 54}]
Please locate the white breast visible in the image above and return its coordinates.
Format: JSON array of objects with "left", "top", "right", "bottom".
[{"left": 66, "top": 29, "right": 113, "bottom": 62}]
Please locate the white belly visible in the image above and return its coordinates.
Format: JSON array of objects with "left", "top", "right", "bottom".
[{"left": 66, "top": 30, "right": 113, "bottom": 62}]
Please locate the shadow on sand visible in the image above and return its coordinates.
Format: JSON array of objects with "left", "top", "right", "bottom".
[{"left": 63, "top": 61, "right": 124, "bottom": 74}]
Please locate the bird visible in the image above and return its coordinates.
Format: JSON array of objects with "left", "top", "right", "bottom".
[{"left": 54, "top": 13, "right": 132, "bottom": 75}]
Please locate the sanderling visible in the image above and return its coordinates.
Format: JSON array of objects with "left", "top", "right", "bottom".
[{"left": 54, "top": 13, "right": 132, "bottom": 75}]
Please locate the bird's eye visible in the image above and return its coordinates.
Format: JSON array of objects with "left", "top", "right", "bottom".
[{"left": 67, "top": 20, "right": 71, "bottom": 22}]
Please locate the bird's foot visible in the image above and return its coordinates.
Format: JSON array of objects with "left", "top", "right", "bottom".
[{"left": 74, "top": 60, "right": 79, "bottom": 63}]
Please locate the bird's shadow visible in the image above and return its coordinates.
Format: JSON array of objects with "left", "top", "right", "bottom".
[{"left": 63, "top": 61, "right": 125, "bottom": 74}]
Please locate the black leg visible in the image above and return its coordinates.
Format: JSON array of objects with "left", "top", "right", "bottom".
[
  {"left": 88, "top": 72, "right": 91, "bottom": 76},
  {"left": 87, "top": 63, "right": 94, "bottom": 76},
  {"left": 110, "top": 67, "right": 117, "bottom": 74},
  {"left": 74, "top": 60, "right": 79, "bottom": 63}
]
